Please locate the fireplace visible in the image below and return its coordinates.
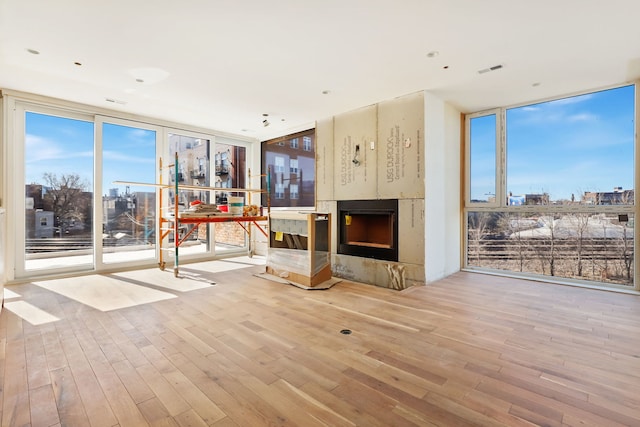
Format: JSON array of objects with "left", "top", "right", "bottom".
[{"left": 337, "top": 199, "right": 398, "bottom": 262}]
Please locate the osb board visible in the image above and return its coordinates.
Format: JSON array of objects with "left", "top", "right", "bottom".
[
  {"left": 377, "top": 91, "right": 425, "bottom": 199},
  {"left": 265, "top": 263, "right": 332, "bottom": 287},
  {"left": 333, "top": 104, "right": 377, "bottom": 200},
  {"left": 266, "top": 265, "right": 332, "bottom": 288},
  {"left": 332, "top": 254, "right": 425, "bottom": 290},
  {"left": 255, "top": 272, "right": 341, "bottom": 290}
]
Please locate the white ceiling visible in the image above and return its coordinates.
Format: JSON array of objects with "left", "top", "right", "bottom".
[{"left": 1, "top": 0, "right": 640, "bottom": 141}]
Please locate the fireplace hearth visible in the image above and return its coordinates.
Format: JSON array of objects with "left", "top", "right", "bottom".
[{"left": 337, "top": 199, "right": 398, "bottom": 262}]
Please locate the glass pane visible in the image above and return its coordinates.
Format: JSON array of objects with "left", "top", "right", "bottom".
[
  {"left": 469, "top": 114, "right": 497, "bottom": 203},
  {"left": 213, "top": 142, "right": 248, "bottom": 252},
  {"left": 102, "top": 123, "right": 156, "bottom": 264},
  {"left": 507, "top": 85, "right": 635, "bottom": 205},
  {"left": 262, "top": 129, "right": 315, "bottom": 207},
  {"left": 25, "top": 112, "right": 94, "bottom": 270},
  {"left": 467, "top": 211, "right": 634, "bottom": 286},
  {"left": 168, "top": 134, "right": 211, "bottom": 255}
]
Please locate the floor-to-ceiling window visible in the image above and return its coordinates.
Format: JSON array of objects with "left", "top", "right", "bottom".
[
  {"left": 213, "top": 140, "right": 248, "bottom": 252},
  {"left": 7, "top": 96, "right": 258, "bottom": 281},
  {"left": 465, "top": 84, "right": 636, "bottom": 289},
  {"left": 100, "top": 119, "right": 158, "bottom": 265},
  {"left": 20, "top": 108, "right": 95, "bottom": 275},
  {"left": 163, "top": 133, "right": 251, "bottom": 258},
  {"left": 166, "top": 132, "right": 212, "bottom": 257}
]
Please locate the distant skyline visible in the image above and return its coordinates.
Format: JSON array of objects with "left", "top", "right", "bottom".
[{"left": 471, "top": 84, "right": 635, "bottom": 202}]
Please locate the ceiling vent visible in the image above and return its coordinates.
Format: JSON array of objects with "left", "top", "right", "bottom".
[
  {"left": 478, "top": 64, "right": 504, "bottom": 74},
  {"left": 105, "top": 98, "right": 127, "bottom": 105}
]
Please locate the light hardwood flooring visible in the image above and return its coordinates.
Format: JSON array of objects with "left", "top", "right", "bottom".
[{"left": 1, "top": 259, "right": 640, "bottom": 426}]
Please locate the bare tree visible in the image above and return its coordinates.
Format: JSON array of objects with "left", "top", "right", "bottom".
[
  {"left": 528, "top": 215, "right": 558, "bottom": 276},
  {"left": 42, "top": 173, "right": 90, "bottom": 236},
  {"left": 573, "top": 212, "right": 590, "bottom": 277},
  {"left": 498, "top": 212, "right": 527, "bottom": 272},
  {"left": 618, "top": 218, "right": 633, "bottom": 283},
  {"left": 617, "top": 193, "right": 634, "bottom": 283},
  {"left": 468, "top": 212, "right": 492, "bottom": 265}
]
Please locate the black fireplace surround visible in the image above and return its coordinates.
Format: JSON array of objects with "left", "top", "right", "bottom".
[{"left": 337, "top": 199, "right": 398, "bottom": 262}]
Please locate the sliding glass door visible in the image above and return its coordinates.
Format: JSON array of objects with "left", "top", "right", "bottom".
[
  {"left": 16, "top": 108, "right": 159, "bottom": 277},
  {"left": 99, "top": 119, "right": 158, "bottom": 265},
  {"left": 20, "top": 108, "right": 95, "bottom": 275},
  {"left": 164, "top": 133, "right": 251, "bottom": 258},
  {"left": 213, "top": 139, "right": 249, "bottom": 253},
  {"left": 10, "top": 99, "right": 257, "bottom": 281},
  {"left": 166, "top": 131, "right": 212, "bottom": 256}
]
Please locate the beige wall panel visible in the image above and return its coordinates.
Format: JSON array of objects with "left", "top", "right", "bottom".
[
  {"left": 398, "top": 198, "right": 425, "bottom": 265},
  {"left": 377, "top": 92, "right": 424, "bottom": 199},
  {"left": 315, "top": 117, "right": 334, "bottom": 202},
  {"left": 333, "top": 254, "right": 425, "bottom": 290},
  {"left": 333, "top": 105, "right": 377, "bottom": 200}
]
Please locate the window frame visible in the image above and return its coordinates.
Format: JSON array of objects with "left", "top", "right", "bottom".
[
  {"left": 2, "top": 90, "right": 259, "bottom": 283},
  {"left": 464, "top": 83, "right": 638, "bottom": 290},
  {"left": 465, "top": 108, "right": 502, "bottom": 208}
]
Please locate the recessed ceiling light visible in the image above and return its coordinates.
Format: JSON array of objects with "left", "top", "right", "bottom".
[
  {"left": 426, "top": 51, "right": 439, "bottom": 58},
  {"left": 26, "top": 48, "right": 40, "bottom": 55},
  {"left": 127, "top": 67, "right": 170, "bottom": 85}
]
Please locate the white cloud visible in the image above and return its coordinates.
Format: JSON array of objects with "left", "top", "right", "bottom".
[
  {"left": 547, "top": 93, "right": 594, "bottom": 107},
  {"left": 103, "top": 150, "right": 155, "bottom": 163},
  {"left": 25, "top": 134, "right": 68, "bottom": 162},
  {"left": 567, "top": 113, "right": 598, "bottom": 122},
  {"left": 26, "top": 134, "right": 93, "bottom": 163},
  {"left": 125, "top": 128, "right": 156, "bottom": 146}
]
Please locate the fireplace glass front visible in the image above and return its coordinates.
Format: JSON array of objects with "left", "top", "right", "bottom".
[{"left": 337, "top": 199, "right": 398, "bottom": 262}]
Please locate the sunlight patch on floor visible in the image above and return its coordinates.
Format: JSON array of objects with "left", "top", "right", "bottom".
[
  {"left": 4, "top": 301, "right": 60, "bottom": 325},
  {"left": 182, "top": 256, "right": 266, "bottom": 275},
  {"left": 33, "top": 275, "right": 177, "bottom": 311},
  {"left": 112, "top": 268, "right": 215, "bottom": 292},
  {"left": 3, "top": 287, "right": 22, "bottom": 300}
]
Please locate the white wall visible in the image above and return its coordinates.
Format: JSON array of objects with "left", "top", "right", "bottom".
[{"left": 424, "top": 92, "right": 461, "bottom": 282}]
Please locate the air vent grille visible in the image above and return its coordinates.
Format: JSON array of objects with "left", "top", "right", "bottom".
[{"left": 478, "top": 64, "right": 504, "bottom": 74}]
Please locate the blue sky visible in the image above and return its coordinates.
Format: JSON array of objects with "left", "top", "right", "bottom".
[
  {"left": 471, "top": 84, "right": 635, "bottom": 202},
  {"left": 26, "top": 83, "right": 636, "bottom": 203},
  {"left": 26, "top": 113, "right": 156, "bottom": 196}
]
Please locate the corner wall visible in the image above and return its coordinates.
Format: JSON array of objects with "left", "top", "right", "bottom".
[
  {"left": 315, "top": 90, "right": 461, "bottom": 288},
  {"left": 424, "top": 92, "right": 461, "bottom": 282}
]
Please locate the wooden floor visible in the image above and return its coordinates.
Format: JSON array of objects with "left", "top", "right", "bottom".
[{"left": 1, "top": 259, "right": 640, "bottom": 427}]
